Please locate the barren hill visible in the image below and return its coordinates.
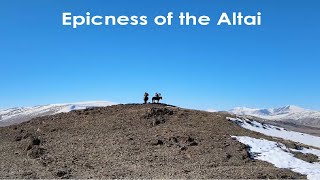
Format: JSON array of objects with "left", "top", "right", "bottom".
[{"left": 0, "top": 104, "right": 306, "bottom": 179}]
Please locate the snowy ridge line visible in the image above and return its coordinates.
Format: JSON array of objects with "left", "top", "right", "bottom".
[
  {"left": 233, "top": 136, "right": 320, "bottom": 180},
  {"left": 229, "top": 105, "right": 320, "bottom": 121},
  {"left": 1, "top": 101, "right": 116, "bottom": 121},
  {"left": 227, "top": 117, "right": 320, "bottom": 149},
  {"left": 0, "top": 101, "right": 117, "bottom": 127}
]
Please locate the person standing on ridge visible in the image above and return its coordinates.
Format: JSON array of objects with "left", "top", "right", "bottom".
[{"left": 144, "top": 92, "right": 149, "bottom": 104}]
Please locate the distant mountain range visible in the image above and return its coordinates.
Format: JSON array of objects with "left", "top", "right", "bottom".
[
  {"left": 1, "top": 102, "right": 320, "bottom": 128},
  {"left": 229, "top": 105, "right": 320, "bottom": 128},
  {"left": 0, "top": 101, "right": 116, "bottom": 127}
]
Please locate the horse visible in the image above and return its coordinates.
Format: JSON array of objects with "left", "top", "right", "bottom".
[{"left": 152, "top": 96, "right": 162, "bottom": 103}]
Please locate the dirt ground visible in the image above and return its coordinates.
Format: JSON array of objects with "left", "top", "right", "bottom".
[{"left": 0, "top": 103, "right": 307, "bottom": 179}]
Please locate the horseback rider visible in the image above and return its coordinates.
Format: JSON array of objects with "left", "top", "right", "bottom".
[
  {"left": 144, "top": 92, "right": 149, "bottom": 104},
  {"left": 152, "top": 92, "right": 162, "bottom": 103}
]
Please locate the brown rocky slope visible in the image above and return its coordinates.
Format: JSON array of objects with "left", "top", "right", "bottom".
[{"left": 0, "top": 104, "right": 306, "bottom": 179}]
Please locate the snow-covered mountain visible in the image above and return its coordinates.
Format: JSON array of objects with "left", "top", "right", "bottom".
[
  {"left": 229, "top": 105, "right": 320, "bottom": 128},
  {"left": 0, "top": 101, "right": 116, "bottom": 127}
]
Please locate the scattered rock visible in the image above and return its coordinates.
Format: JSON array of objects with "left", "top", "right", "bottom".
[
  {"left": 14, "top": 135, "right": 22, "bottom": 142},
  {"left": 152, "top": 140, "right": 164, "bottom": 146},
  {"left": 237, "top": 144, "right": 252, "bottom": 160},
  {"left": 23, "top": 133, "right": 32, "bottom": 139},
  {"left": 247, "top": 121, "right": 254, "bottom": 126},
  {"left": 26, "top": 144, "right": 33, "bottom": 151},
  {"left": 143, "top": 108, "right": 174, "bottom": 127},
  {"left": 185, "top": 136, "right": 198, "bottom": 146},
  {"left": 27, "top": 146, "right": 46, "bottom": 159},
  {"left": 226, "top": 153, "right": 232, "bottom": 159},
  {"left": 231, "top": 136, "right": 237, "bottom": 140},
  {"left": 189, "top": 141, "right": 198, "bottom": 146},
  {"left": 223, "top": 142, "right": 230, "bottom": 147},
  {"left": 152, "top": 117, "right": 166, "bottom": 126},
  {"left": 21, "top": 171, "right": 37, "bottom": 179},
  {"left": 294, "top": 143, "right": 303, "bottom": 150},
  {"left": 39, "top": 155, "right": 54, "bottom": 166},
  {"left": 182, "top": 169, "right": 191, "bottom": 174},
  {"left": 169, "top": 137, "right": 178, "bottom": 143},
  {"left": 14, "top": 130, "right": 33, "bottom": 142},
  {"left": 31, "top": 137, "right": 41, "bottom": 145},
  {"left": 147, "top": 108, "right": 174, "bottom": 117},
  {"left": 56, "top": 170, "right": 70, "bottom": 178},
  {"left": 84, "top": 163, "right": 94, "bottom": 169},
  {"left": 186, "top": 137, "right": 194, "bottom": 143},
  {"left": 180, "top": 146, "right": 187, "bottom": 151},
  {"left": 144, "top": 108, "right": 173, "bottom": 118}
]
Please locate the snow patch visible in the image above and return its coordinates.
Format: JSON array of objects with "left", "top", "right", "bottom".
[
  {"left": 228, "top": 117, "right": 320, "bottom": 148},
  {"left": 57, "top": 101, "right": 115, "bottom": 113},
  {"left": 233, "top": 136, "right": 320, "bottom": 180},
  {"left": 207, "top": 109, "right": 218, "bottom": 112}
]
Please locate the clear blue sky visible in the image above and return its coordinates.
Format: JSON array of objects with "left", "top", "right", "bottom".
[{"left": 1, "top": 0, "right": 320, "bottom": 110}]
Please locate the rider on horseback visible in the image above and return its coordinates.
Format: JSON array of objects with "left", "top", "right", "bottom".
[{"left": 152, "top": 93, "right": 162, "bottom": 103}]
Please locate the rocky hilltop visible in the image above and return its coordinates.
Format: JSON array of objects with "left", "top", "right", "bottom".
[{"left": 0, "top": 104, "right": 306, "bottom": 179}]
